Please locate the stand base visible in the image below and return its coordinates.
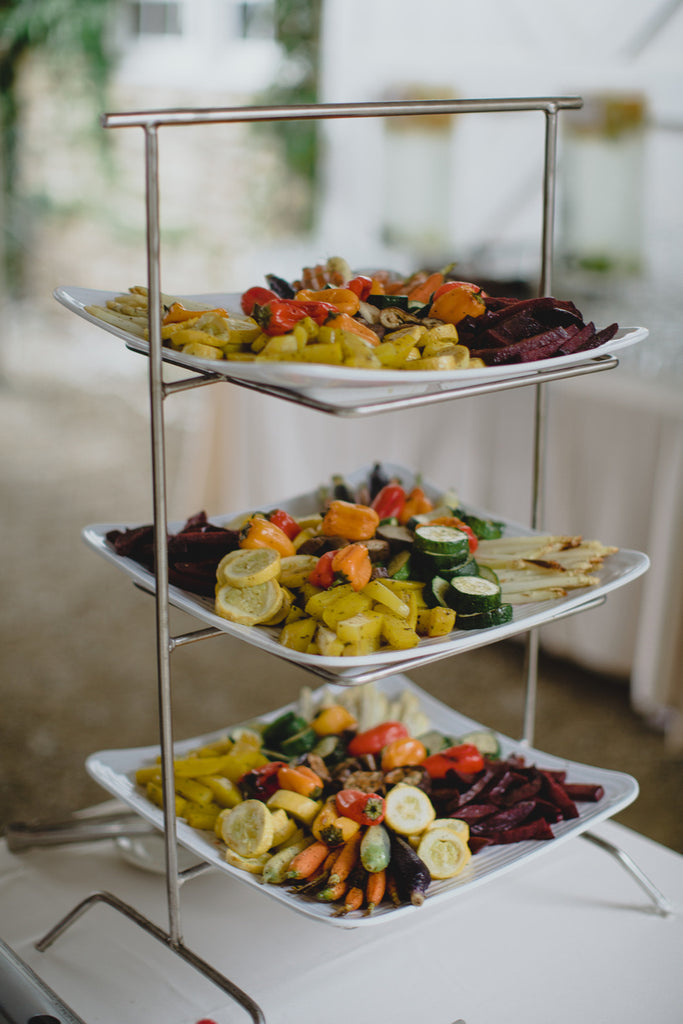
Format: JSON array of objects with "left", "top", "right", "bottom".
[{"left": 35, "top": 889, "right": 266, "bottom": 1023}]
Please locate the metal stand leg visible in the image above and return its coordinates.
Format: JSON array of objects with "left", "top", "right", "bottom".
[
  {"left": 35, "top": 890, "right": 266, "bottom": 1022},
  {"left": 582, "top": 832, "right": 674, "bottom": 916}
]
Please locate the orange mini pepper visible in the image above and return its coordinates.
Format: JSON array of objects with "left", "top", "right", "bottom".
[
  {"left": 295, "top": 288, "right": 361, "bottom": 317},
  {"left": 276, "top": 764, "right": 323, "bottom": 799},
  {"left": 321, "top": 500, "right": 380, "bottom": 541},
  {"left": 325, "top": 312, "right": 380, "bottom": 347},
  {"left": 240, "top": 516, "right": 296, "bottom": 557},
  {"left": 429, "top": 282, "right": 486, "bottom": 325},
  {"left": 398, "top": 486, "right": 433, "bottom": 524},
  {"left": 331, "top": 543, "right": 373, "bottom": 592},
  {"left": 162, "top": 301, "right": 228, "bottom": 324},
  {"left": 380, "top": 737, "right": 427, "bottom": 772}
]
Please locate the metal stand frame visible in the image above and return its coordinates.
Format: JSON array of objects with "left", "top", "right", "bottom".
[{"left": 35, "top": 96, "right": 670, "bottom": 1020}]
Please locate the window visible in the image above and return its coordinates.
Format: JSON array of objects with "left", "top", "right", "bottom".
[
  {"left": 238, "top": 1, "right": 275, "bottom": 40},
  {"left": 129, "top": 2, "right": 182, "bottom": 36}
]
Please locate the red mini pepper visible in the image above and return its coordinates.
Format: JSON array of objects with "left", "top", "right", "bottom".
[
  {"left": 335, "top": 788, "right": 386, "bottom": 825},
  {"left": 240, "top": 286, "right": 278, "bottom": 315},
  {"left": 346, "top": 275, "right": 373, "bottom": 301},
  {"left": 267, "top": 508, "right": 301, "bottom": 540},
  {"left": 422, "top": 743, "right": 485, "bottom": 779},
  {"left": 308, "top": 549, "right": 336, "bottom": 589},
  {"left": 371, "top": 483, "right": 406, "bottom": 521},
  {"left": 239, "top": 761, "right": 288, "bottom": 800},
  {"left": 254, "top": 298, "right": 337, "bottom": 335},
  {"left": 347, "top": 721, "right": 409, "bottom": 758}
]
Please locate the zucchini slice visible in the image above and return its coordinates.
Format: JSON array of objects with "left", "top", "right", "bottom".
[
  {"left": 387, "top": 549, "right": 413, "bottom": 580},
  {"left": 439, "top": 554, "right": 480, "bottom": 579},
  {"left": 458, "top": 729, "right": 501, "bottom": 758},
  {"left": 457, "top": 604, "right": 514, "bottom": 630},
  {"left": 414, "top": 525, "right": 470, "bottom": 561},
  {"left": 423, "top": 576, "right": 452, "bottom": 609},
  {"left": 448, "top": 576, "right": 502, "bottom": 614},
  {"left": 459, "top": 513, "right": 505, "bottom": 540}
]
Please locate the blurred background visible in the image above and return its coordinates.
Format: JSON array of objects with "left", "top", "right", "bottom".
[{"left": 1, "top": 0, "right": 682, "bottom": 851}]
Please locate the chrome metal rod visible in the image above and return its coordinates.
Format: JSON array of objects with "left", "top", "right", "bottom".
[
  {"left": 582, "top": 832, "right": 674, "bottom": 916},
  {"left": 208, "top": 355, "right": 619, "bottom": 419},
  {"left": 170, "top": 626, "right": 224, "bottom": 648},
  {"left": 35, "top": 891, "right": 265, "bottom": 1022},
  {"left": 102, "top": 96, "right": 583, "bottom": 131},
  {"left": 144, "top": 124, "right": 183, "bottom": 944},
  {"left": 521, "top": 104, "right": 560, "bottom": 747}
]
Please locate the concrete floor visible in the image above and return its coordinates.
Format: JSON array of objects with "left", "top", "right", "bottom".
[{"left": 1, "top": 317, "right": 682, "bottom": 859}]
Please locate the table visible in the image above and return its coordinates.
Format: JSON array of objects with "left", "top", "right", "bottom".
[{"left": 1, "top": 817, "right": 681, "bottom": 1024}]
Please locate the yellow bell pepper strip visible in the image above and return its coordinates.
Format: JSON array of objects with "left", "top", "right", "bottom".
[
  {"left": 240, "top": 516, "right": 296, "bottom": 557},
  {"left": 295, "top": 288, "right": 361, "bottom": 316},
  {"left": 163, "top": 301, "right": 229, "bottom": 324},
  {"left": 429, "top": 281, "right": 486, "bottom": 325}
]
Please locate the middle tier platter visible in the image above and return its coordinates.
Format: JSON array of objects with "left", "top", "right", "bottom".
[{"left": 82, "top": 464, "right": 649, "bottom": 685}]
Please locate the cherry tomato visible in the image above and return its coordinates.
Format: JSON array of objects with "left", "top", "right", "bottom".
[{"left": 347, "top": 721, "right": 409, "bottom": 758}]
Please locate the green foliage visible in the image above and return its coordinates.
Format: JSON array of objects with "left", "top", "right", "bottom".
[
  {"left": 0, "top": 0, "right": 118, "bottom": 293},
  {"left": 256, "top": 0, "right": 323, "bottom": 228}
]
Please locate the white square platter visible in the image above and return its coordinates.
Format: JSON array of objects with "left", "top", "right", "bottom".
[
  {"left": 85, "top": 674, "right": 639, "bottom": 929},
  {"left": 55, "top": 286, "right": 649, "bottom": 407},
  {"left": 81, "top": 463, "right": 650, "bottom": 683}
]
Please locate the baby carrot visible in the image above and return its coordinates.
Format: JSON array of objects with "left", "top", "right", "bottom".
[
  {"left": 365, "top": 867, "right": 387, "bottom": 914},
  {"left": 286, "top": 840, "right": 330, "bottom": 880},
  {"left": 327, "top": 830, "right": 362, "bottom": 887},
  {"left": 406, "top": 272, "right": 444, "bottom": 304},
  {"left": 343, "top": 882, "right": 365, "bottom": 914},
  {"left": 317, "top": 878, "right": 348, "bottom": 903}
]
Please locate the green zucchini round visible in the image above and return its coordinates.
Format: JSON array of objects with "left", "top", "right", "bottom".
[
  {"left": 457, "top": 604, "right": 514, "bottom": 630},
  {"left": 448, "top": 576, "right": 502, "bottom": 614},
  {"left": 414, "top": 525, "right": 471, "bottom": 561}
]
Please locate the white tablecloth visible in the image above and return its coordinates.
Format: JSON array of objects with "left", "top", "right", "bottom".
[{"left": 1, "top": 818, "right": 681, "bottom": 1023}]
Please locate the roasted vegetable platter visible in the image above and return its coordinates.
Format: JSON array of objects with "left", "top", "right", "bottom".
[
  {"left": 55, "top": 286, "right": 648, "bottom": 408},
  {"left": 82, "top": 463, "right": 650, "bottom": 683},
  {"left": 86, "top": 674, "right": 638, "bottom": 929}
]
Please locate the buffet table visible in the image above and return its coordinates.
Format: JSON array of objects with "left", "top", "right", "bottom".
[{"left": 1, "top": 814, "right": 681, "bottom": 1023}]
